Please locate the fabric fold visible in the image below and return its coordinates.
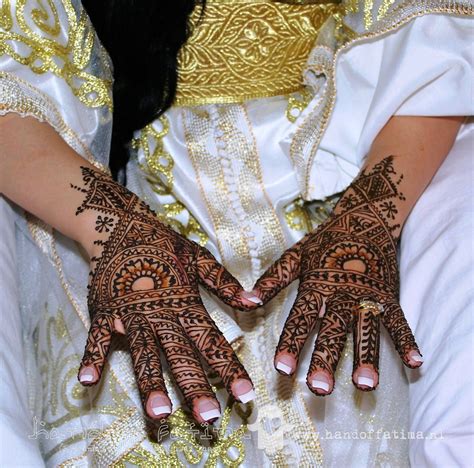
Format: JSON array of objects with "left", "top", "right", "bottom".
[{"left": 283, "top": 7, "right": 473, "bottom": 201}]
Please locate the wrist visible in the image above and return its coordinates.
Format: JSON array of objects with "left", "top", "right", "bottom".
[
  {"left": 75, "top": 210, "right": 113, "bottom": 260},
  {"left": 333, "top": 156, "right": 408, "bottom": 242}
]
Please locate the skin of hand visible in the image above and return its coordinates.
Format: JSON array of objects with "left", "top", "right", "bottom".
[
  {"left": 0, "top": 114, "right": 261, "bottom": 423},
  {"left": 252, "top": 115, "right": 464, "bottom": 395}
]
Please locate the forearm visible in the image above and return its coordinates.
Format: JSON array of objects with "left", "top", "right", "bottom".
[
  {"left": 335, "top": 115, "right": 464, "bottom": 239},
  {"left": 0, "top": 114, "right": 113, "bottom": 257}
]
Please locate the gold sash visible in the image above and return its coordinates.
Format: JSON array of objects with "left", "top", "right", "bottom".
[{"left": 175, "top": 0, "right": 343, "bottom": 106}]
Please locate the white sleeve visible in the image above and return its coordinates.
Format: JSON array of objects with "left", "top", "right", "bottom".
[
  {"left": 0, "top": 0, "right": 113, "bottom": 165},
  {"left": 300, "top": 14, "right": 473, "bottom": 200}
]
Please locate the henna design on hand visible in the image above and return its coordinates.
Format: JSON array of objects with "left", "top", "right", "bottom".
[
  {"left": 74, "top": 167, "right": 254, "bottom": 420},
  {"left": 255, "top": 157, "right": 420, "bottom": 394}
]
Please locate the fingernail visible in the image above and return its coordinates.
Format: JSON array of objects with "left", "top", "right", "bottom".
[
  {"left": 79, "top": 367, "right": 95, "bottom": 383},
  {"left": 275, "top": 355, "right": 295, "bottom": 375},
  {"left": 312, "top": 377, "right": 330, "bottom": 392},
  {"left": 198, "top": 400, "right": 221, "bottom": 422},
  {"left": 239, "top": 389, "right": 257, "bottom": 404},
  {"left": 356, "top": 368, "right": 376, "bottom": 388},
  {"left": 411, "top": 353, "right": 424, "bottom": 363},
  {"left": 276, "top": 361, "right": 292, "bottom": 375},
  {"left": 150, "top": 395, "right": 171, "bottom": 416},
  {"left": 247, "top": 296, "right": 263, "bottom": 305},
  {"left": 152, "top": 405, "right": 171, "bottom": 416},
  {"left": 200, "top": 408, "right": 221, "bottom": 421},
  {"left": 242, "top": 291, "right": 263, "bottom": 305},
  {"left": 233, "top": 379, "right": 256, "bottom": 403},
  {"left": 357, "top": 376, "right": 374, "bottom": 388}
]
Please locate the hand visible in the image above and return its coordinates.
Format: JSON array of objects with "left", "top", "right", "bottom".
[
  {"left": 75, "top": 167, "right": 259, "bottom": 422},
  {"left": 253, "top": 157, "right": 422, "bottom": 395}
]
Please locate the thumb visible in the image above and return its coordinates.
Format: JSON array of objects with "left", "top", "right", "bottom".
[
  {"left": 196, "top": 247, "right": 261, "bottom": 310},
  {"left": 253, "top": 240, "right": 304, "bottom": 303}
]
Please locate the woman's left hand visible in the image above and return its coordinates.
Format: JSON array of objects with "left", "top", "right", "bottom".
[{"left": 253, "top": 157, "right": 423, "bottom": 395}]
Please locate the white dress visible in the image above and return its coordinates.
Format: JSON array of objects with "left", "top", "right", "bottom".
[{"left": 0, "top": 0, "right": 472, "bottom": 466}]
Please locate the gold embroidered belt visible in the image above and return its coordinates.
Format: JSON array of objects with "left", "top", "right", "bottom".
[{"left": 175, "top": 0, "right": 343, "bottom": 106}]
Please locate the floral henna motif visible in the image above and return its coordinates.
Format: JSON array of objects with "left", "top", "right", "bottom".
[
  {"left": 256, "top": 156, "right": 420, "bottom": 393},
  {"left": 75, "top": 167, "right": 253, "bottom": 417}
]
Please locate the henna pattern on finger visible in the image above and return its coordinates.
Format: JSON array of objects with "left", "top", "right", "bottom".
[
  {"left": 74, "top": 167, "right": 252, "bottom": 414},
  {"left": 382, "top": 301, "right": 419, "bottom": 367},
  {"left": 80, "top": 313, "right": 114, "bottom": 379},
  {"left": 353, "top": 304, "right": 381, "bottom": 375},
  {"left": 275, "top": 287, "right": 322, "bottom": 360},
  {"left": 308, "top": 293, "right": 355, "bottom": 393},
  {"left": 255, "top": 157, "right": 420, "bottom": 387},
  {"left": 196, "top": 248, "right": 254, "bottom": 310},
  {"left": 256, "top": 240, "right": 304, "bottom": 303},
  {"left": 179, "top": 303, "right": 251, "bottom": 392}
]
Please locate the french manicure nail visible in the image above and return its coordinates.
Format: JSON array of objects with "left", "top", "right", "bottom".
[
  {"left": 357, "top": 376, "right": 374, "bottom": 388},
  {"left": 242, "top": 291, "right": 263, "bottom": 305},
  {"left": 276, "top": 361, "right": 292, "bottom": 375},
  {"left": 150, "top": 395, "right": 171, "bottom": 416},
  {"left": 238, "top": 389, "right": 256, "bottom": 404},
  {"left": 152, "top": 405, "right": 171, "bottom": 416},
  {"left": 411, "top": 353, "right": 424, "bottom": 363},
  {"left": 200, "top": 409, "right": 221, "bottom": 421},
  {"left": 312, "top": 379, "right": 330, "bottom": 392},
  {"left": 79, "top": 368, "right": 95, "bottom": 383},
  {"left": 246, "top": 295, "right": 263, "bottom": 305}
]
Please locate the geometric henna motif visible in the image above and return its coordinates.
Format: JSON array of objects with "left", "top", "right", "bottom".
[
  {"left": 74, "top": 167, "right": 253, "bottom": 413},
  {"left": 255, "top": 156, "right": 420, "bottom": 392}
]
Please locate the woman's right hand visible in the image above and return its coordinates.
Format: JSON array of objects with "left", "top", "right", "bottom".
[{"left": 76, "top": 166, "right": 260, "bottom": 423}]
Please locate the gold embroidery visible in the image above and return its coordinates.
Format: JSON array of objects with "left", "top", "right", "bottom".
[
  {"left": 284, "top": 198, "right": 314, "bottom": 231},
  {"left": 182, "top": 104, "right": 325, "bottom": 465},
  {"left": 377, "top": 0, "right": 396, "bottom": 19},
  {"left": 0, "top": 0, "right": 13, "bottom": 30},
  {"left": 113, "top": 403, "right": 249, "bottom": 467},
  {"left": 364, "top": 0, "right": 375, "bottom": 28},
  {"left": 305, "top": 194, "right": 340, "bottom": 226},
  {"left": 182, "top": 104, "right": 290, "bottom": 286},
  {"left": 0, "top": 0, "right": 112, "bottom": 109},
  {"left": 182, "top": 107, "right": 253, "bottom": 286},
  {"left": 133, "top": 116, "right": 209, "bottom": 246},
  {"left": 175, "top": 1, "right": 343, "bottom": 106}
]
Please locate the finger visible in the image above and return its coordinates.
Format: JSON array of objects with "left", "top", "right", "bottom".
[
  {"left": 253, "top": 238, "right": 305, "bottom": 303},
  {"left": 157, "top": 310, "right": 220, "bottom": 424},
  {"left": 382, "top": 301, "right": 423, "bottom": 368},
  {"left": 179, "top": 303, "right": 255, "bottom": 404},
  {"left": 123, "top": 313, "right": 171, "bottom": 419},
  {"left": 352, "top": 302, "right": 381, "bottom": 391},
  {"left": 307, "top": 293, "right": 355, "bottom": 395},
  {"left": 196, "top": 247, "right": 262, "bottom": 310},
  {"left": 78, "top": 314, "right": 114, "bottom": 385},
  {"left": 274, "top": 287, "right": 323, "bottom": 376}
]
